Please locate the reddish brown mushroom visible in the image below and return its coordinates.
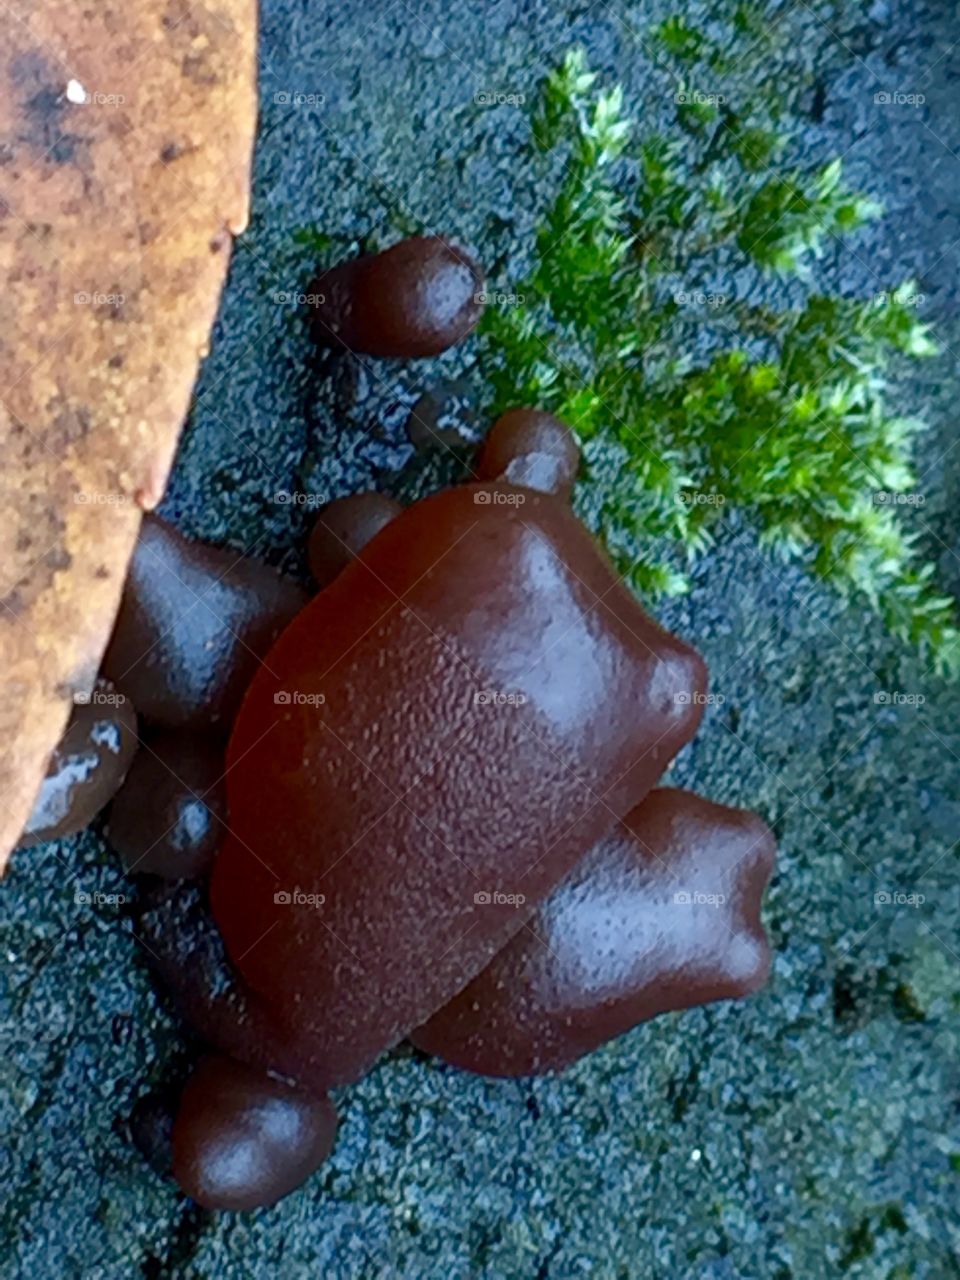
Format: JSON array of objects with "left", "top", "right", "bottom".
[
  {"left": 173, "top": 1056, "right": 336, "bottom": 1211},
  {"left": 108, "top": 411, "right": 773, "bottom": 1211},
  {"left": 308, "top": 236, "right": 485, "bottom": 358},
  {"left": 412, "top": 788, "right": 776, "bottom": 1076}
]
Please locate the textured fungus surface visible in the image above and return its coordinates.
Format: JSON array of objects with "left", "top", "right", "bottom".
[
  {"left": 212, "top": 482, "right": 706, "bottom": 1089},
  {"left": 413, "top": 788, "right": 776, "bottom": 1077}
]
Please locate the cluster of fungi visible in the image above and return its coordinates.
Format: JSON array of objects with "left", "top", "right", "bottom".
[{"left": 19, "top": 238, "right": 775, "bottom": 1210}]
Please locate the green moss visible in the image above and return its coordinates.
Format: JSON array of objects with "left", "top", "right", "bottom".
[{"left": 477, "top": 43, "right": 959, "bottom": 676}]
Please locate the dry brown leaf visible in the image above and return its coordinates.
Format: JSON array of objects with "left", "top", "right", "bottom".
[{"left": 0, "top": 0, "right": 257, "bottom": 870}]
